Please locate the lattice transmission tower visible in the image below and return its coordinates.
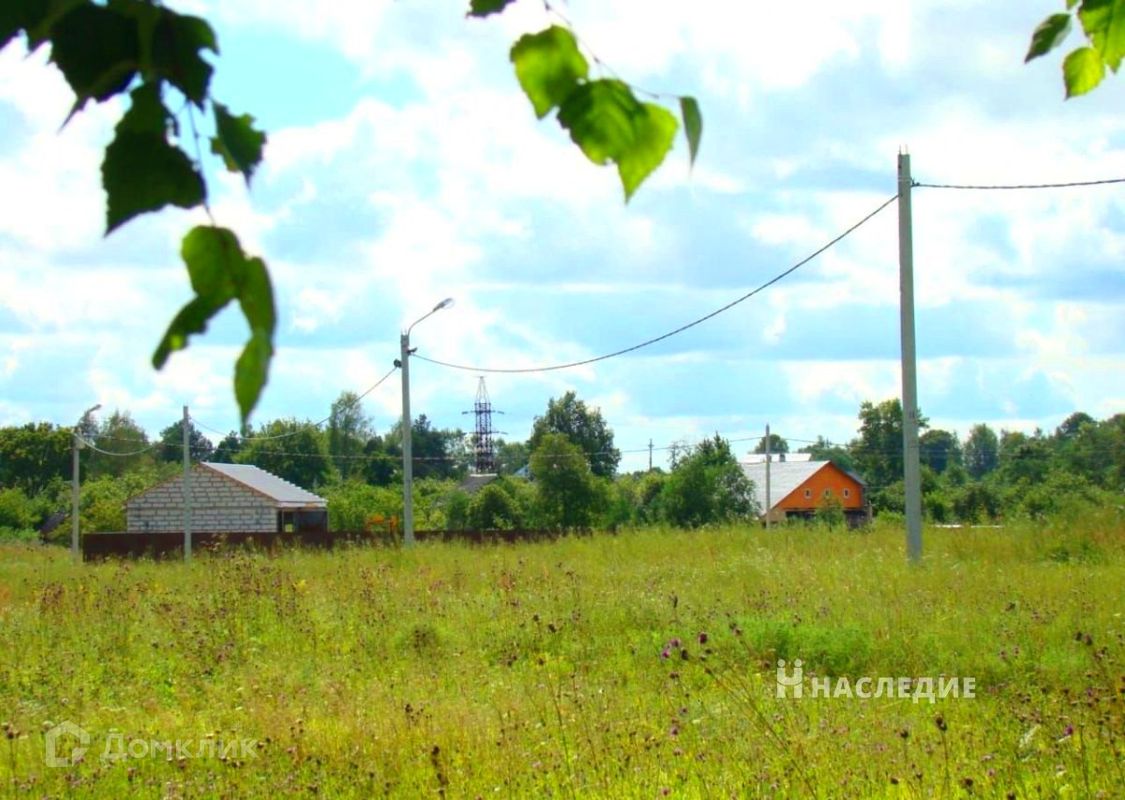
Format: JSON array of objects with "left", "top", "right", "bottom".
[{"left": 463, "top": 377, "right": 504, "bottom": 474}]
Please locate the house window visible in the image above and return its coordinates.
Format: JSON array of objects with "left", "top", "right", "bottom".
[
  {"left": 804, "top": 488, "right": 812, "bottom": 499},
  {"left": 843, "top": 488, "right": 850, "bottom": 499},
  {"left": 824, "top": 488, "right": 831, "bottom": 498}
]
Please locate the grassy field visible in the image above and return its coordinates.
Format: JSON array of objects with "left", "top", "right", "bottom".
[{"left": 1, "top": 513, "right": 1123, "bottom": 798}]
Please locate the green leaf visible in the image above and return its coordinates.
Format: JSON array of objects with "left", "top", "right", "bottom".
[
  {"left": 510, "top": 26, "right": 589, "bottom": 119},
  {"left": 679, "top": 95, "right": 702, "bottom": 167},
  {"left": 151, "top": 294, "right": 229, "bottom": 368},
  {"left": 101, "top": 110, "right": 205, "bottom": 233},
  {"left": 116, "top": 83, "right": 170, "bottom": 136},
  {"left": 211, "top": 103, "right": 267, "bottom": 184},
  {"left": 150, "top": 8, "right": 217, "bottom": 106},
  {"left": 50, "top": 4, "right": 140, "bottom": 110},
  {"left": 154, "top": 227, "right": 275, "bottom": 422},
  {"left": 1078, "top": 0, "right": 1125, "bottom": 71},
  {"left": 235, "top": 330, "right": 274, "bottom": 423},
  {"left": 617, "top": 103, "right": 678, "bottom": 201},
  {"left": 234, "top": 256, "right": 276, "bottom": 338},
  {"left": 180, "top": 225, "right": 240, "bottom": 299},
  {"left": 0, "top": 0, "right": 41, "bottom": 50},
  {"left": 558, "top": 80, "right": 677, "bottom": 201},
  {"left": 557, "top": 79, "right": 643, "bottom": 165},
  {"left": 1025, "top": 13, "right": 1073, "bottom": 62},
  {"left": 10, "top": 0, "right": 83, "bottom": 51},
  {"left": 1063, "top": 45, "right": 1106, "bottom": 95},
  {"left": 468, "top": 0, "right": 517, "bottom": 18}
]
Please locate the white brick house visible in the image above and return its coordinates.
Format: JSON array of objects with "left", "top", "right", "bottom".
[{"left": 126, "top": 463, "right": 327, "bottom": 534}]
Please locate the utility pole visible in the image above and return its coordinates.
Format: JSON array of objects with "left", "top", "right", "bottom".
[
  {"left": 400, "top": 332, "right": 414, "bottom": 547},
  {"left": 648, "top": 439, "right": 653, "bottom": 471},
  {"left": 898, "top": 151, "right": 923, "bottom": 562},
  {"left": 183, "top": 405, "right": 192, "bottom": 562},
  {"left": 71, "top": 403, "right": 100, "bottom": 562},
  {"left": 399, "top": 298, "right": 454, "bottom": 548},
  {"left": 765, "top": 424, "right": 772, "bottom": 531}
]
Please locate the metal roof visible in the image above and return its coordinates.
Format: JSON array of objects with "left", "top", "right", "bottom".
[
  {"left": 201, "top": 463, "right": 326, "bottom": 508},
  {"left": 460, "top": 473, "right": 499, "bottom": 494},
  {"left": 742, "top": 452, "right": 812, "bottom": 464},
  {"left": 740, "top": 459, "right": 831, "bottom": 512}
]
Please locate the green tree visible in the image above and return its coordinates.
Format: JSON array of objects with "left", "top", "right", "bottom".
[
  {"left": 212, "top": 431, "right": 243, "bottom": 463},
  {"left": 386, "top": 415, "right": 466, "bottom": 482},
  {"left": 0, "top": 487, "right": 37, "bottom": 534},
  {"left": 799, "top": 436, "right": 856, "bottom": 474},
  {"left": 919, "top": 429, "right": 961, "bottom": 474},
  {"left": 660, "top": 435, "right": 756, "bottom": 528},
  {"left": 156, "top": 418, "right": 215, "bottom": 463},
  {"left": 236, "top": 419, "right": 333, "bottom": 490},
  {"left": 849, "top": 399, "right": 927, "bottom": 490},
  {"left": 753, "top": 433, "right": 789, "bottom": 455},
  {"left": 529, "top": 432, "right": 604, "bottom": 530},
  {"left": 963, "top": 423, "right": 999, "bottom": 479},
  {"left": 997, "top": 429, "right": 1052, "bottom": 485},
  {"left": 87, "top": 411, "right": 154, "bottom": 479},
  {"left": 2, "top": 2, "right": 700, "bottom": 421},
  {"left": 495, "top": 438, "right": 531, "bottom": 476},
  {"left": 0, "top": 423, "right": 72, "bottom": 495},
  {"left": 328, "top": 391, "right": 374, "bottom": 481},
  {"left": 467, "top": 482, "right": 523, "bottom": 530},
  {"left": 361, "top": 435, "right": 399, "bottom": 487},
  {"left": 528, "top": 391, "right": 620, "bottom": 478}
]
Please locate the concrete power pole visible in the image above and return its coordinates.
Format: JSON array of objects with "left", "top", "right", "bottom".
[
  {"left": 764, "top": 424, "right": 772, "bottom": 531},
  {"left": 183, "top": 405, "right": 192, "bottom": 562},
  {"left": 898, "top": 152, "right": 923, "bottom": 562}
]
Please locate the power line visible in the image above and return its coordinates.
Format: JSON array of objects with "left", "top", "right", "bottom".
[
  {"left": 78, "top": 438, "right": 159, "bottom": 458},
  {"left": 191, "top": 365, "right": 399, "bottom": 444},
  {"left": 914, "top": 176, "right": 1125, "bottom": 191},
  {"left": 413, "top": 194, "right": 900, "bottom": 374}
]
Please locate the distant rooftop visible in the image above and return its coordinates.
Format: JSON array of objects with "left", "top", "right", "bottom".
[
  {"left": 460, "top": 473, "right": 499, "bottom": 494},
  {"left": 201, "top": 462, "right": 326, "bottom": 508},
  {"left": 742, "top": 452, "right": 812, "bottom": 464}
]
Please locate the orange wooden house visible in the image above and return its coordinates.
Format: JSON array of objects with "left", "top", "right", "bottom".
[{"left": 740, "top": 457, "right": 869, "bottom": 527}]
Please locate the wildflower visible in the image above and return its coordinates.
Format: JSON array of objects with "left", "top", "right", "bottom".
[{"left": 697, "top": 632, "right": 708, "bottom": 645}]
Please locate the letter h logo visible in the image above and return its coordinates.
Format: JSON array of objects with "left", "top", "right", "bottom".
[{"left": 776, "top": 659, "right": 804, "bottom": 698}]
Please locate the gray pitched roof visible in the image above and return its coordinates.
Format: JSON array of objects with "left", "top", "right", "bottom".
[
  {"left": 740, "top": 459, "right": 831, "bottom": 512},
  {"left": 201, "top": 463, "right": 326, "bottom": 508},
  {"left": 460, "top": 473, "right": 499, "bottom": 494}
]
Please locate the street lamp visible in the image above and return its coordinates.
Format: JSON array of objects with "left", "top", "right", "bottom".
[
  {"left": 400, "top": 298, "right": 453, "bottom": 547},
  {"left": 72, "top": 403, "right": 101, "bottom": 561}
]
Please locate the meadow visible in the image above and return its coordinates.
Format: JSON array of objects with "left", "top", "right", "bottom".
[{"left": 1, "top": 513, "right": 1122, "bottom": 798}]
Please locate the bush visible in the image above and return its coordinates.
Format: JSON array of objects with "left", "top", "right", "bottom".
[
  {"left": 467, "top": 483, "right": 522, "bottom": 529},
  {"left": 0, "top": 487, "right": 36, "bottom": 532}
]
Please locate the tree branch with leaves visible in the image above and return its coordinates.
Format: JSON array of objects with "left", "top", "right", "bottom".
[{"left": 3, "top": 0, "right": 701, "bottom": 423}]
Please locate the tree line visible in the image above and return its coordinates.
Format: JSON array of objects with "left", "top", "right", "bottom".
[{"left": 0, "top": 393, "right": 1121, "bottom": 540}]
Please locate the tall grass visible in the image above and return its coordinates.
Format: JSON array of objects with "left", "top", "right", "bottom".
[{"left": 1, "top": 511, "right": 1122, "bottom": 797}]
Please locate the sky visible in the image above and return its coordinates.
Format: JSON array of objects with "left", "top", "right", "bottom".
[{"left": 1, "top": 0, "right": 1123, "bottom": 473}]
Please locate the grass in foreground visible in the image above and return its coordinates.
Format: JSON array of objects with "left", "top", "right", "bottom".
[{"left": 1, "top": 513, "right": 1123, "bottom": 798}]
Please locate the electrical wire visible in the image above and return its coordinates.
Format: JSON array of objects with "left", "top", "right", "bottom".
[
  {"left": 413, "top": 194, "right": 900, "bottom": 374},
  {"left": 190, "top": 365, "right": 399, "bottom": 444},
  {"left": 79, "top": 438, "right": 159, "bottom": 457},
  {"left": 914, "top": 176, "right": 1125, "bottom": 191}
]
